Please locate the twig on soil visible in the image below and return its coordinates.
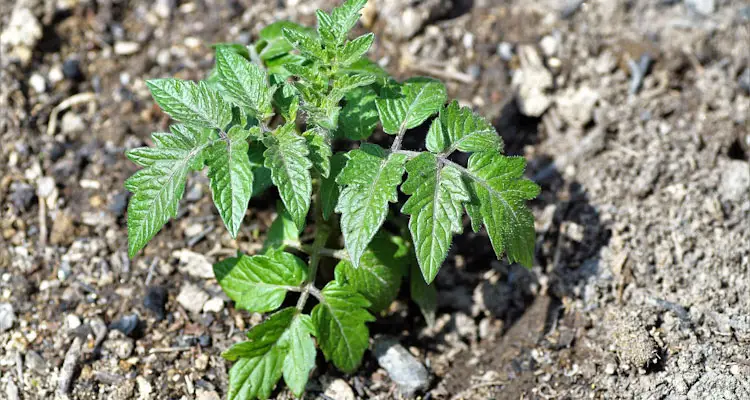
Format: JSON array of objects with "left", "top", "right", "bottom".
[
  {"left": 38, "top": 195, "right": 48, "bottom": 248},
  {"left": 47, "top": 92, "right": 96, "bottom": 136},
  {"left": 449, "top": 380, "right": 508, "bottom": 400},
  {"left": 58, "top": 337, "right": 83, "bottom": 395},
  {"left": 149, "top": 346, "right": 192, "bottom": 354}
]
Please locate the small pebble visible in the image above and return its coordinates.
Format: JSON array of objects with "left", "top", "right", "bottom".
[
  {"left": 202, "top": 297, "right": 225, "bottom": 313},
  {"left": 25, "top": 350, "right": 47, "bottom": 374},
  {"left": 29, "top": 73, "right": 46, "bottom": 93},
  {"left": 177, "top": 283, "right": 210, "bottom": 314},
  {"left": 0, "top": 303, "right": 15, "bottom": 332},
  {"left": 198, "top": 334, "right": 212, "bottom": 348},
  {"left": 66, "top": 314, "right": 82, "bottom": 331},
  {"left": 62, "top": 58, "right": 84, "bottom": 81},
  {"left": 373, "top": 336, "right": 430, "bottom": 397},
  {"left": 110, "top": 314, "right": 141, "bottom": 338},
  {"left": 114, "top": 41, "right": 140, "bottom": 55},
  {"left": 323, "top": 378, "right": 355, "bottom": 400},
  {"left": 36, "top": 176, "right": 56, "bottom": 199},
  {"left": 61, "top": 113, "right": 85, "bottom": 134},
  {"left": 144, "top": 286, "right": 168, "bottom": 320},
  {"left": 605, "top": 363, "right": 617, "bottom": 375},
  {"left": 498, "top": 42, "right": 514, "bottom": 61}
]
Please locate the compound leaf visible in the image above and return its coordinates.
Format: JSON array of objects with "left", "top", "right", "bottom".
[
  {"left": 426, "top": 100, "right": 502, "bottom": 154},
  {"left": 464, "top": 152, "right": 540, "bottom": 267},
  {"left": 376, "top": 78, "right": 446, "bottom": 135},
  {"left": 334, "top": 234, "right": 405, "bottom": 312},
  {"left": 206, "top": 126, "right": 255, "bottom": 238},
  {"left": 125, "top": 125, "right": 214, "bottom": 257},
  {"left": 263, "top": 124, "right": 313, "bottom": 229},
  {"left": 401, "top": 152, "right": 469, "bottom": 283},
  {"left": 213, "top": 249, "right": 307, "bottom": 313},
  {"left": 146, "top": 79, "right": 232, "bottom": 130},
  {"left": 335, "top": 144, "right": 407, "bottom": 267},
  {"left": 312, "top": 281, "right": 374, "bottom": 373},
  {"left": 214, "top": 47, "right": 274, "bottom": 120}
]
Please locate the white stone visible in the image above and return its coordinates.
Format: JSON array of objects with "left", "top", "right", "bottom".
[
  {"left": 136, "top": 376, "right": 152, "bottom": 399},
  {"left": 556, "top": 86, "right": 599, "bottom": 128},
  {"left": 49, "top": 66, "right": 64, "bottom": 84},
  {"left": 114, "top": 41, "right": 140, "bottom": 55},
  {"left": 29, "top": 74, "right": 46, "bottom": 93},
  {"left": 61, "top": 112, "right": 85, "bottom": 134},
  {"left": 66, "top": 314, "right": 82, "bottom": 331},
  {"left": 0, "top": 8, "right": 42, "bottom": 48},
  {"left": 177, "top": 283, "right": 209, "bottom": 314},
  {"left": 173, "top": 249, "right": 213, "bottom": 279},
  {"left": 720, "top": 161, "right": 750, "bottom": 202},
  {"left": 202, "top": 297, "right": 225, "bottom": 313},
  {"left": 36, "top": 176, "right": 56, "bottom": 199},
  {"left": 512, "top": 46, "right": 553, "bottom": 117},
  {"left": 540, "top": 35, "right": 559, "bottom": 57},
  {"left": 0, "top": 303, "right": 15, "bottom": 332},
  {"left": 323, "top": 378, "right": 355, "bottom": 400}
]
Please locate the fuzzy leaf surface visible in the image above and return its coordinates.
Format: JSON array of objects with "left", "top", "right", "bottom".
[
  {"left": 339, "top": 33, "right": 374, "bottom": 65},
  {"left": 303, "top": 128, "right": 332, "bottom": 178},
  {"left": 213, "top": 249, "right": 307, "bottom": 313},
  {"left": 282, "top": 27, "right": 325, "bottom": 60},
  {"left": 263, "top": 124, "right": 313, "bottom": 229},
  {"left": 146, "top": 79, "right": 232, "bottom": 130},
  {"left": 375, "top": 78, "right": 447, "bottom": 135},
  {"left": 206, "top": 126, "right": 254, "bottom": 238},
  {"left": 426, "top": 100, "right": 502, "bottom": 154},
  {"left": 279, "top": 314, "right": 316, "bottom": 397},
  {"left": 214, "top": 47, "right": 273, "bottom": 120},
  {"left": 335, "top": 144, "right": 407, "bottom": 266},
  {"left": 125, "top": 125, "right": 213, "bottom": 257},
  {"left": 401, "top": 152, "right": 469, "bottom": 283},
  {"left": 312, "top": 281, "right": 374, "bottom": 373},
  {"left": 328, "top": 0, "right": 368, "bottom": 44},
  {"left": 464, "top": 153, "right": 540, "bottom": 267}
]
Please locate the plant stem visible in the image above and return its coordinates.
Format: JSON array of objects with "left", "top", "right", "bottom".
[
  {"left": 296, "top": 179, "right": 331, "bottom": 311},
  {"left": 283, "top": 241, "right": 348, "bottom": 260}
]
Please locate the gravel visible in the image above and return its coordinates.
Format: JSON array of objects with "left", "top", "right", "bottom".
[
  {"left": 373, "top": 336, "right": 431, "bottom": 397},
  {"left": 0, "top": 303, "right": 15, "bottom": 332},
  {"left": 177, "top": 283, "right": 210, "bottom": 314}
]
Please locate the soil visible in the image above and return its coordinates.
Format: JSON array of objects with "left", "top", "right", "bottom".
[{"left": 1, "top": 0, "right": 749, "bottom": 399}]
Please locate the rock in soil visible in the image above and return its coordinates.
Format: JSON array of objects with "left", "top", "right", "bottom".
[
  {"left": 607, "top": 309, "right": 659, "bottom": 368},
  {"left": 0, "top": 303, "right": 16, "bottom": 332},
  {"left": 373, "top": 336, "right": 431, "bottom": 397},
  {"left": 719, "top": 160, "right": 750, "bottom": 202},
  {"left": 177, "top": 283, "right": 210, "bottom": 314},
  {"left": 322, "top": 378, "right": 355, "bottom": 400}
]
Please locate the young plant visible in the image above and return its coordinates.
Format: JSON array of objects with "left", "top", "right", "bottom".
[{"left": 124, "top": 0, "right": 539, "bottom": 398}]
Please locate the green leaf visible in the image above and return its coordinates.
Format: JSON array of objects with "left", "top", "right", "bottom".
[
  {"left": 312, "top": 281, "right": 374, "bottom": 373},
  {"left": 339, "top": 33, "right": 374, "bottom": 66},
  {"left": 257, "top": 21, "right": 314, "bottom": 61},
  {"left": 263, "top": 203, "right": 299, "bottom": 252},
  {"left": 248, "top": 141, "right": 273, "bottom": 197},
  {"left": 282, "top": 27, "right": 326, "bottom": 61},
  {"left": 316, "top": 9, "right": 336, "bottom": 46},
  {"left": 213, "top": 249, "right": 307, "bottom": 313},
  {"left": 279, "top": 314, "right": 316, "bottom": 397},
  {"left": 263, "top": 124, "right": 313, "bottom": 229},
  {"left": 223, "top": 308, "right": 316, "bottom": 400},
  {"left": 329, "top": 73, "right": 377, "bottom": 103},
  {"left": 335, "top": 144, "right": 408, "bottom": 267},
  {"left": 329, "top": 0, "right": 368, "bottom": 44},
  {"left": 334, "top": 234, "right": 405, "bottom": 312},
  {"left": 214, "top": 47, "right": 274, "bottom": 120},
  {"left": 125, "top": 125, "right": 213, "bottom": 257},
  {"left": 425, "top": 100, "right": 503, "bottom": 154},
  {"left": 146, "top": 79, "right": 232, "bottom": 130},
  {"left": 410, "top": 263, "right": 437, "bottom": 327},
  {"left": 335, "top": 86, "right": 379, "bottom": 141},
  {"left": 320, "top": 153, "right": 347, "bottom": 221},
  {"left": 303, "top": 128, "right": 332, "bottom": 178},
  {"left": 211, "top": 43, "right": 250, "bottom": 59},
  {"left": 464, "top": 152, "right": 540, "bottom": 267},
  {"left": 337, "top": 57, "right": 390, "bottom": 81},
  {"left": 375, "top": 77, "right": 447, "bottom": 135},
  {"left": 206, "top": 126, "right": 254, "bottom": 238},
  {"left": 401, "top": 152, "right": 469, "bottom": 283}
]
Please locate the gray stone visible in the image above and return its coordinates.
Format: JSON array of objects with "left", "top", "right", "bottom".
[
  {"left": 25, "top": 350, "right": 47, "bottom": 374},
  {"left": 29, "top": 73, "right": 46, "bottom": 93},
  {"left": 61, "top": 112, "right": 85, "bottom": 134},
  {"left": 556, "top": 86, "right": 599, "bottom": 128},
  {"left": 0, "top": 303, "right": 15, "bottom": 332},
  {"left": 719, "top": 160, "right": 750, "bottom": 202},
  {"left": 373, "top": 337, "right": 430, "bottom": 397},
  {"left": 202, "top": 297, "right": 225, "bottom": 313},
  {"left": 687, "top": 370, "right": 749, "bottom": 399},
  {"left": 512, "top": 46, "right": 553, "bottom": 117},
  {"left": 177, "top": 283, "right": 210, "bottom": 314},
  {"left": 103, "top": 337, "right": 135, "bottom": 359},
  {"left": 380, "top": 0, "right": 453, "bottom": 39}
]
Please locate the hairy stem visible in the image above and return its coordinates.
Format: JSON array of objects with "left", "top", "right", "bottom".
[
  {"left": 296, "top": 180, "right": 331, "bottom": 311},
  {"left": 284, "top": 241, "right": 348, "bottom": 260}
]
